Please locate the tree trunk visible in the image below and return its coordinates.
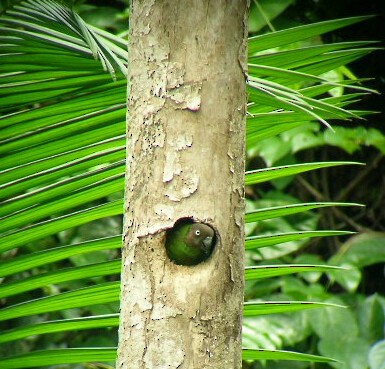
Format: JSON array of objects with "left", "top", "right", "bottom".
[{"left": 117, "top": 1, "right": 248, "bottom": 368}]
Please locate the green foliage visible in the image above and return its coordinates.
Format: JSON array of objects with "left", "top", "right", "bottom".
[
  {"left": 329, "top": 232, "right": 385, "bottom": 292},
  {"left": 252, "top": 125, "right": 385, "bottom": 165},
  {"left": 248, "top": 0, "right": 295, "bottom": 33},
  {"left": 369, "top": 340, "right": 385, "bottom": 369},
  {"left": 0, "top": 348, "right": 116, "bottom": 369},
  {"left": 244, "top": 233, "right": 385, "bottom": 369},
  {"left": 0, "top": 1, "right": 382, "bottom": 368}
]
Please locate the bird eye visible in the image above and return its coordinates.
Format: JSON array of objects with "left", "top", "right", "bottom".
[{"left": 195, "top": 229, "right": 200, "bottom": 236}]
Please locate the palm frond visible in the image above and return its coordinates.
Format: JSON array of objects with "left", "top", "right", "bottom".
[
  {"left": 1, "top": 0, "right": 127, "bottom": 80},
  {"left": 244, "top": 264, "right": 346, "bottom": 280}
]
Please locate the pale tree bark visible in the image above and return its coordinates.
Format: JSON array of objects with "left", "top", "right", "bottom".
[{"left": 117, "top": 1, "right": 248, "bottom": 368}]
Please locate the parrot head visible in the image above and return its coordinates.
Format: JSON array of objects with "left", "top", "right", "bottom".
[{"left": 186, "top": 223, "right": 215, "bottom": 255}]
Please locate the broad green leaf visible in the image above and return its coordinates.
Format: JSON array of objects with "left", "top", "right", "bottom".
[
  {"left": 369, "top": 340, "right": 385, "bottom": 369},
  {"left": 248, "top": 0, "right": 293, "bottom": 33},
  {"left": 358, "top": 295, "right": 385, "bottom": 343},
  {"left": 319, "top": 336, "right": 370, "bottom": 369},
  {"left": 330, "top": 232, "right": 385, "bottom": 268},
  {"left": 328, "top": 233, "right": 385, "bottom": 292},
  {"left": 309, "top": 296, "right": 359, "bottom": 340}
]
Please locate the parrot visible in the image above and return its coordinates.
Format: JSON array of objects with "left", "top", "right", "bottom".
[{"left": 165, "top": 222, "right": 215, "bottom": 266}]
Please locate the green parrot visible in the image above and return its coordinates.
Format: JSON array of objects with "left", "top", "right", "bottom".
[{"left": 165, "top": 222, "right": 215, "bottom": 266}]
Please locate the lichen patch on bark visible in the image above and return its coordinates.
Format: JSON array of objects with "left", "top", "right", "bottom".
[{"left": 166, "top": 83, "right": 202, "bottom": 111}]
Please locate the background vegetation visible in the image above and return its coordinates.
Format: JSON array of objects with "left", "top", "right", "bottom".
[
  {"left": 245, "top": 1, "right": 385, "bottom": 368},
  {"left": 0, "top": 0, "right": 384, "bottom": 368}
]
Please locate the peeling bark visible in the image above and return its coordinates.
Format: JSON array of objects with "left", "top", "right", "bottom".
[{"left": 117, "top": 1, "right": 248, "bottom": 368}]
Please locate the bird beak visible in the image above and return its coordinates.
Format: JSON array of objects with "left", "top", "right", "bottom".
[{"left": 202, "top": 236, "right": 213, "bottom": 251}]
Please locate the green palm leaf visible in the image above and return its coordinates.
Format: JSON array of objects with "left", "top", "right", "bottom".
[
  {"left": 245, "top": 162, "right": 363, "bottom": 185},
  {"left": 248, "top": 15, "right": 372, "bottom": 54},
  {"left": 243, "top": 301, "right": 343, "bottom": 316},
  {"left": 0, "top": 236, "right": 121, "bottom": 276},
  {"left": 244, "top": 264, "right": 346, "bottom": 280},
  {"left": 0, "top": 282, "right": 120, "bottom": 322},
  {"left": 245, "top": 230, "right": 354, "bottom": 250},
  {"left": 0, "top": 260, "right": 120, "bottom": 298},
  {"left": 245, "top": 202, "right": 362, "bottom": 222},
  {"left": 0, "top": 315, "right": 120, "bottom": 344},
  {"left": 242, "top": 348, "right": 336, "bottom": 362},
  {"left": 0, "top": 348, "right": 116, "bottom": 369}
]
